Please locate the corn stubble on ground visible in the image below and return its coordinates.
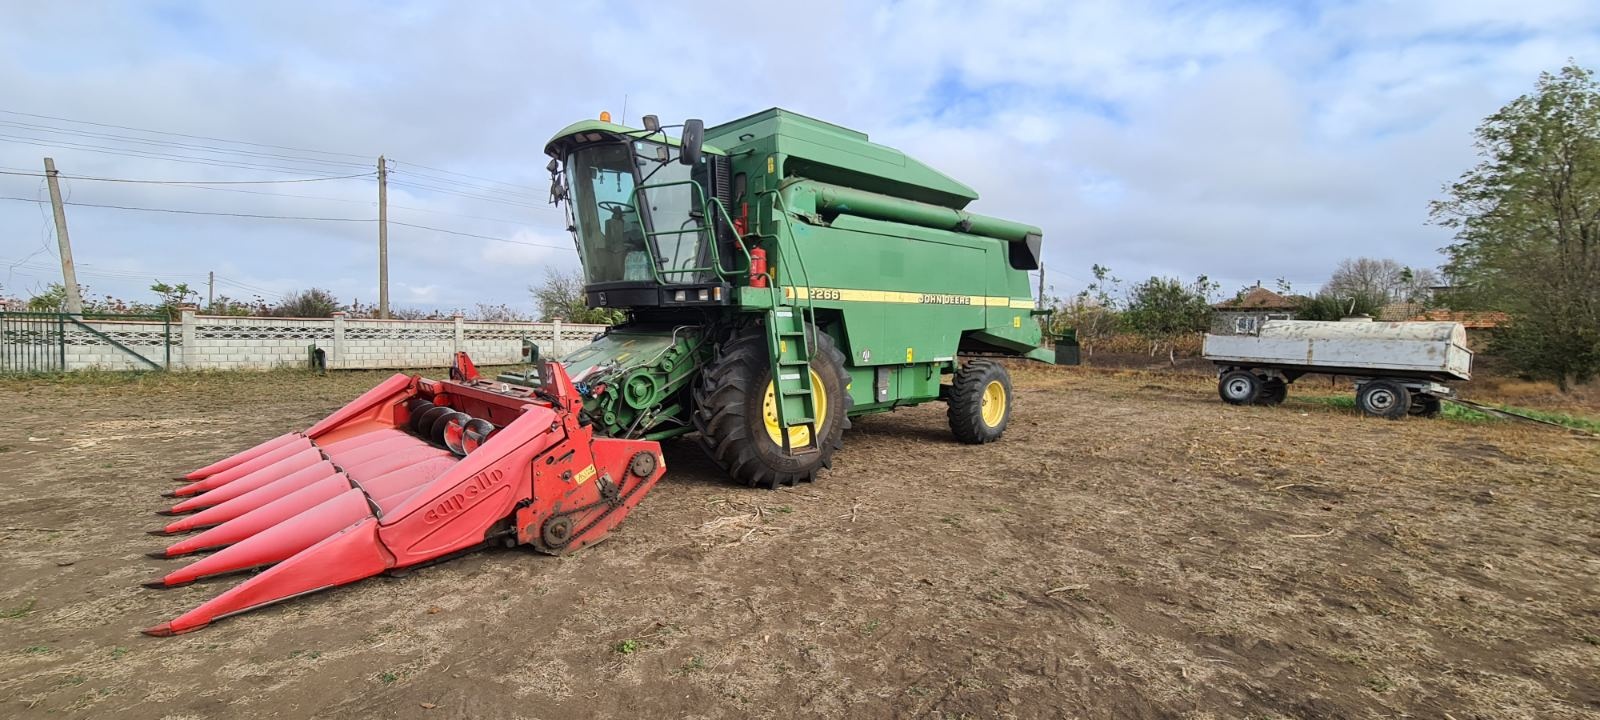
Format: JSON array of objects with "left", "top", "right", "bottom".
[{"left": 0, "top": 366, "right": 1597, "bottom": 719}]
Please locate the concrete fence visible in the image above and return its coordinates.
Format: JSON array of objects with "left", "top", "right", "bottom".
[{"left": 62, "top": 308, "right": 606, "bottom": 372}]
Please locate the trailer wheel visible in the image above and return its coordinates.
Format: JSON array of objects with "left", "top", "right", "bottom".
[
  {"left": 1410, "top": 394, "right": 1442, "bottom": 418},
  {"left": 692, "top": 326, "right": 852, "bottom": 489},
  {"left": 1259, "top": 378, "right": 1288, "bottom": 406},
  {"left": 1218, "top": 370, "right": 1263, "bottom": 405},
  {"left": 1356, "top": 380, "right": 1410, "bottom": 419},
  {"left": 948, "top": 359, "right": 1012, "bottom": 444}
]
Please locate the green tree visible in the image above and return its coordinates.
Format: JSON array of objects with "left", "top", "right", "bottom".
[
  {"left": 26, "top": 283, "right": 68, "bottom": 312},
  {"left": 149, "top": 281, "right": 199, "bottom": 319},
  {"left": 1123, "top": 275, "right": 1217, "bottom": 365},
  {"left": 530, "top": 267, "right": 623, "bottom": 325},
  {"left": 272, "top": 288, "right": 345, "bottom": 318},
  {"left": 1049, "top": 264, "right": 1122, "bottom": 357},
  {"left": 1430, "top": 63, "right": 1600, "bottom": 389},
  {"left": 1294, "top": 290, "right": 1387, "bottom": 321}
]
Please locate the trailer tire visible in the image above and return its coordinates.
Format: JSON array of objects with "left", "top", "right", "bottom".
[
  {"left": 1411, "top": 394, "right": 1442, "bottom": 418},
  {"left": 1259, "top": 378, "right": 1288, "bottom": 406},
  {"left": 692, "top": 326, "right": 852, "bottom": 489},
  {"left": 1218, "top": 370, "right": 1263, "bottom": 406},
  {"left": 1356, "top": 380, "right": 1410, "bottom": 419},
  {"left": 948, "top": 359, "right": 1012, "bottom": 444}
]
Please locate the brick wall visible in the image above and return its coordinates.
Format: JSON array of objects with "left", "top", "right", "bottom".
[{"left": 60, "top": 310, "right": 606, "bottom": 372}]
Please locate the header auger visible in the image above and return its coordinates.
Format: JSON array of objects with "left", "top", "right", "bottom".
[{"left": 141, "top": 108, "right": 1072, "bottom": 634}]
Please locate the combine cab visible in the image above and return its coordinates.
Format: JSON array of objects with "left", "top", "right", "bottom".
[{"left": 143, "top": 108, "right": 1070, "bottom": 634}]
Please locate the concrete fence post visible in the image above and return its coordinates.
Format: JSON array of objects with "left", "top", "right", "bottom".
[
  {"left": 552, "top": 320, "right": 563, "bottom": 359},
  {"left": 178, "top": 304, "right": 198, "bottom": 370},
  {"left": 331, "top": 311, "right": 347, "bottom": 370},
  {"left": 452, "top": 313, "right": 465, "bottom": 355}
]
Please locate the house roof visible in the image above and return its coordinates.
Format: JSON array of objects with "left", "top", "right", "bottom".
[
  {"left": 1407, "top": 309, "right": 1509, "bottom": 329},
  {"left": 1379, "top": 302, "right": 1423, "bottom": 322},
  {"left": 1213, "top": 287, "right": 1297, "bottom": 310}
]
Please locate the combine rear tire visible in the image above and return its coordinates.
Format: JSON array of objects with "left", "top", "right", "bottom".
[
  {"left": 948, "top": 359, "right": 1012, "bottom": 444},
  {"left": 1356, "top": 380, "right": 1410, "bottom": 419},
  {"left": 692, "top": 327, "right": 852, "bottom": 489}
]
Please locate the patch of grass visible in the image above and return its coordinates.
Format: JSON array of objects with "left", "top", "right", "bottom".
[
  {"left": 1484, "top": 404, "right": 1600, "bottom": 433},
  {"left": 24, "top": 645, "right": 51, "bottom": 655},
  {"left": 939, "top": 515, "right": 964, "bottom": 529},
  {"left": 0, "top": 445, "right": 13, "bottom": 453},
  {"left": 1, "top": 598, "right": 37, "bottom": 619},
  {"left": 109, "top": 646, "right": 127, "bottom": 659},
  {"left": 771, "top": 505, "right": 793, "bottom": 514},
  {"left": 1580, "top": 634, "right": 1600, "bottom": 646},
  {"left": 289, "top": 649, "right": 322, "bottom": 659},
  {"left": 61, "top": 674, "right": 86, "bottom": 687},
  {"left": 1302, "top": 393, "right": 1600, "bottom": 431},
  {"left": 377, "top": 671, "right": 399, "bottom": 684},
  {"left": 1362, "top": 675, "right": 1394, "bottom": 693},
  {"left": 681, "top": 655, "right": 706, "bottom": 673},
  {"left": 859, "top": 619, "right": 881, "bottom": 637},
  {"left": 613, "top": 639, "right": 639, "bottom": 655}
]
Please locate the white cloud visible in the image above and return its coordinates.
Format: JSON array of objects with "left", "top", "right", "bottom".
[{"left": 1, "top": 0, "right": 1597, "bottom": 308}]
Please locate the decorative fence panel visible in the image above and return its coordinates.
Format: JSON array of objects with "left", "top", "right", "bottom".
[{"left": 20, "top": 308, "right": 607, "bottom": 373}]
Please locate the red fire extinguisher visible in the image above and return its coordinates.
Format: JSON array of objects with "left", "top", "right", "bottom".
[{"left": 749, "top": 246, "right": 768, "bottom": 288}]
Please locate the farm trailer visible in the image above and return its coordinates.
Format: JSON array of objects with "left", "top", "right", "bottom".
[
  {"left": 1202, "top": 319, "right": 1472, "bottom": 419},
  {"left": 137, "top": 108, "right": 1072, "bottom": 635}
]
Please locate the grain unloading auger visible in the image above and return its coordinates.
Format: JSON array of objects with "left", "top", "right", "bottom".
[{"left": 142, "top": 360, "right": 664, "bottom": 636}]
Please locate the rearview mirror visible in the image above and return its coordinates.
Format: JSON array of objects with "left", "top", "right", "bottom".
[{"left": 680, "top": 118, "right": 704, "bottom": 166}]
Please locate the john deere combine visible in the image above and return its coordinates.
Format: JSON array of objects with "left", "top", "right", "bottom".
[{"left": 141, "top": 108, "right": 1061, "bottom": 635}]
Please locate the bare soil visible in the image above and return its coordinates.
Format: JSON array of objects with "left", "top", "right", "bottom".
[{"left": 1, "top": 367, "right": 1597, "bottom": 719}]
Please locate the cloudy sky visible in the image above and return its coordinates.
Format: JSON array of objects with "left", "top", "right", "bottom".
[{"left": 2, "top": 1, "right": 1597, "bottom": 314}]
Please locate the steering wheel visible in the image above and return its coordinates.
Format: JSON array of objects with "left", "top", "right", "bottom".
[{"left": 598, "top": 200, "right": 634, "bottom": 215}]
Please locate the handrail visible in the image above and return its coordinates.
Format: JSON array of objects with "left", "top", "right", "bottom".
[
  {"left": 764, "top": 189, "right": 819, "bottom": 348},
  {"left": 629, "top": 179, "right": 752, "bottom": 283}
]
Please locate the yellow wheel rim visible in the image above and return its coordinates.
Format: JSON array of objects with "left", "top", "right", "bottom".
[
  {"left": 980, "top": 380, "right": 1007, "bottom": 427},
  {"left": 763, "top": 369, "right": 827, "bottom": 448}
]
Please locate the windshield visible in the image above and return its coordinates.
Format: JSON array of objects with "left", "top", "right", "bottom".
[
  {"left": 565, "top": 140, "right": 711, "bottom": 286},
  {"left": 567, "top": 143, "right": 649, "bottom": 284}
]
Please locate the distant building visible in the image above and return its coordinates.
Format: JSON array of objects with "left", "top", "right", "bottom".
[
  {"left": 1211, "top": 287, "right": 1298, "bottom": 335},
  {"left": 1408, "top": 309, "right": 1508, "bottom": 350}
]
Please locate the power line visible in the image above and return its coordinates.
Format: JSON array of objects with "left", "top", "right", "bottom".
[
  {"left": 0, "top": 133, "right": 365, "bottom": 177},
  {"left": 0, "top": 195, "right": 575, "bottom": 251},
  {"left": 0, "top": 168, "right": 374, "bottom": 185},
  {"left": 387, "top": 178, "right": 552, "bottom": 211},
  {"left": 0, "top": 118, "right": 373, "bottom": 171},
  {"left": 0, "top": 108, "right": 372, "bottom": 161},
  {"left": 0, "top": 195, "right": 372, "bottom": 222},
  {"left": 388, "top": 220, "right": 573, "bottom": 250},
  {"left": 0, "top": 164, "right": 536, "bottom": 225},
  {"left": 389, "top": 160, "right": 538, "bottom": 194}
]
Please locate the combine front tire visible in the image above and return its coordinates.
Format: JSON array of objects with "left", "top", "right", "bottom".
[
  {"left": 948, "top": 359, "right": 1012, "bottom": 444},
  {"left": 692, "top": 328, "right": 852, "bottom": 489}
]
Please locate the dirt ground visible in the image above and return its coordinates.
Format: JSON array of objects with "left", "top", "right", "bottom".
[{"left": 1, "top": 366, "right": 1597, "bottom": 719}]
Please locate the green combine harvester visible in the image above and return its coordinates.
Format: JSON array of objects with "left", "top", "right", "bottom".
[
  {"left": 138, "top": 108, "right": 1071, "bottom": 635},
  {"left": 539, "top": 108, "right": 1063, "bottom": 487}
]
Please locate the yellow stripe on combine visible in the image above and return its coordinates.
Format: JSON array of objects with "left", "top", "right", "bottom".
[{"left": 783, "top": 286, "right": 1034, "bottom": 309}]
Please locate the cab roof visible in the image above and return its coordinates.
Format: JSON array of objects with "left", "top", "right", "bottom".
[{"left": 543, "top": 119, "right": 726, "bottom": 159}]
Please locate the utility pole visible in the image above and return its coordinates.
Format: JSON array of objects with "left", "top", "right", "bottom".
[
  {"left": 377, "top": 155, "right": 389, "bottom": 319},
  {"left": 43, "top": 157, "right": 84, "bottom": 315},
  {"left": 1036, "top": 262, "right": 1045, "bottom": 310},
  {"left": 207, "top": 271, "right": 214, "bottom": 310}
]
